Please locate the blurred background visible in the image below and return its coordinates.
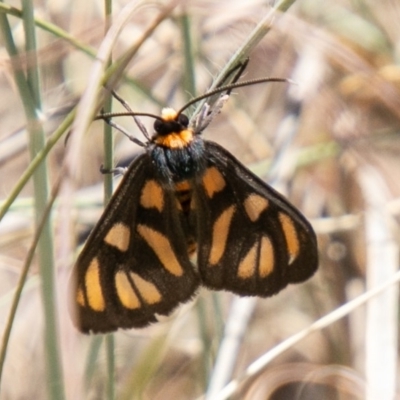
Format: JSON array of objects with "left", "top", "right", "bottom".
[{"left": 0, "top": 0, "right": 400, "bottom": 399}]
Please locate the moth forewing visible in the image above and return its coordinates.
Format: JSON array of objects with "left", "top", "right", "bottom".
[
  {"left": 194, "top": 142, "right": 318, "bottom": 297},
  {"left": 72, "top": 155, "right": 201, "bottom": 333}
]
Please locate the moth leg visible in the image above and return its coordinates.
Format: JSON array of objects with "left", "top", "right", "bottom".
[
  {"left": 194, "top": 96, "right": 230, "bottom": 133},
  {"left": 193, "top": 59, "right": 250, "bottom": 132},
  {"left": 110, "top": 91, "right": 151, "bottom": 141},
  {"left": 100, "top": 115, "right": 146, "bottom": 148},
  {"left": 100, "top": 165, "right": 127, "bottom": 176}
]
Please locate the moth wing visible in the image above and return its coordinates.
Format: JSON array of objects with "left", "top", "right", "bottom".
[
  {"left": 194, "top": 141, "right": 318, "bottom": 297},
  {"left": 72, "top": 154, "right": 200, "bottom": 333}
]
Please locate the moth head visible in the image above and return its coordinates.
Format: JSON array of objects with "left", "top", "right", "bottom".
[{"left": 154, "top": 108, "right": 189, "bottom": 136}]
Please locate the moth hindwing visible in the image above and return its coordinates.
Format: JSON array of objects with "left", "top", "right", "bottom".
[{"left": 72, "top": 71, "right": 318, "bottom": 334}]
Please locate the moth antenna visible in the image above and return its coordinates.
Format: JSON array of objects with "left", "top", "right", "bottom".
[{"left": 176, "top": 77, "right": 292, "bottom": 117}]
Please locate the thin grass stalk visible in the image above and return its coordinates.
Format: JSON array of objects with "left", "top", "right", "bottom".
[
  {"left": 180, "top": 12, "right": 196, "bottom": 99},
  {"left": 0, "top": 176, "right": 62, "bottom": 386},
  {"left": 179, "top": 10, "right": 216, "bottom": 389},
  {"left": 0, "top": 2, "right": 170, "bottom": 222},
  {"left": 195, "top": 296, "right": 212, "bottom": 389},
  {"left": 194, "top": 0, "right": 297, "bottom": 117},
  {"left": 0, "top": 3, "right": 165, "bottom": 110},
  {"left": 22, "top": 1, "right": 65, "bottom": 396},
  {"left": 357, "top": 165, "right": 399, "bottom": 400},
  {"left": 0, "top": 110, "right": 75, "bottom": 221},
  {"left": 22, "top": 0, "right": 41, "bottom": 106},
  {"left": 101, "top": 0, "right": 180, "bottom": 91},
  {"left": 205, "top": 297, "right": 257, "bottom": 400},
  {"left": 0, "top": 8, "right": 65, "bottom": 399},
  {"left": 67, "top": 0, "right": 178, "bottom": 181},
  {"left": 0, "top": 3, "right": 95, "bottom": 57},
  {"left": 211, "top": 293, "right": 224, "bottom": 343},
  {"left": 205, "top": 2, "right": 299, "bottom": 394},
  {"left": 84, "top": 336, "right": 103, "bottom": 390},
  {"left": 105, "top": 334, "right": 115, "bottom": 400},
  {"left": 0, "top": 15, "right": 35, "bottom": 118},
  {"left": 119, "top": 334, "right": 170, "bottom": 400},
  {"left": 103, "top": 0, "right": 114, "bottom": 202},
  {"left": 103, "top": 1, "right": 116, "bottom": 399},
  {"left": 0, "top": 4, "right": 177, "bottom": 222},
  {"left": 206, "top": 97, "right": 299, "bottom": 394},
  {"left": 64, "top": 5, "right": 178, "bottom": 396}
]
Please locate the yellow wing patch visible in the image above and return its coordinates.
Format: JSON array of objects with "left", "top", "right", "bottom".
[
  {"left": 279, "top": 213, "right": 300, "bottom": 264},
  {"left": 237, "top": 242, "right": 257, "bottom": 279},
  {"left": 115, "top": 271, "right": 162, "bottom": 309},
  {"left": 140, "top": 180, "right": 164, "bottom": 212},
  {"left": 131, "top": 273, "right": 162, "bottom": 304},
  {"left": 115, "top": 271, "right": 140, "bottom": 309},
  {"left": 237, "top": 236, "right": 274, "bottom": 279},
  {"left": 104, "top": 222, "right": 131, "bottom": 252},
  {"left": 202, "top": 167, "right": 226, "bottom": 198},
  {"left": 243, "top": 194, "right": 269, "bottom": 222},
  {"left": 259, "top": 236, "right": 274, "bottom": 277},
  {"left": 209, "top": 205, "right": 236, "bottom": 265},
  {"left": 137, "top": 224, "right": 184, "bottom": 276},
  {"left": 85, "top": 258, "right": 105, "bottom": 311}
]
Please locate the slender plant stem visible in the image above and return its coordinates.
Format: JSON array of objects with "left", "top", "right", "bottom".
[
  {"left": 0, "top": 111, "right": 75, "bottom": 222},
  {"left": 194, "top": 0, "right": 297, "bottom": 116},
  {"left": 0, "top": 7, "right": 65, "bottom": 399},
  {"left": 0, "top": 177, "right": 62, "bottom": 387},
  {"left": 103, "top": 1, "right": 116, "bottom": 399},
  {"left": 180, "top": 12, "right": 196, "bottom": 99}
]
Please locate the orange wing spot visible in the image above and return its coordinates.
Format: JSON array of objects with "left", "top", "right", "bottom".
[
  {"left": 238, "top": 243, "right": 257, "bottom": 279},
  {"left": 259, "top": 236, "right": 274, "bottom": 277},
  {"left": 209, "top": 205, "right": 236, "bottom": 266},
  {"left": 279, "top": 213, "right": 300, "bottom": 264},
  {"left": 137, "top": 224, "right": 184, "bottom": 276},
  {"left": 202, "top": 167, "right": 226, "bottom": 198},
  {"left": 115, "top": 271, "right": 141, "bottom": 309},
  {"left": 243, "top": 194, "right": 269, "bottom": 222},
  {"left": 175, "top": 180, "right": 191, "bottom": 192},
  {"left": 130, "top": 273, "right": 162, "bottom": 304},
  {"left": 140, "top": 180, "right": 164, "bottom": 212},
  {"left": 104, "top": 222, "right": 130, "bottom": 252},
  {"left": 85, "top": 258, "right": 105, "bottom": 312}
]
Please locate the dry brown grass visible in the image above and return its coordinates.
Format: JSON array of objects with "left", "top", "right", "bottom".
[{"left": 1, "top": 0, "right": 400, "bottom": 399}]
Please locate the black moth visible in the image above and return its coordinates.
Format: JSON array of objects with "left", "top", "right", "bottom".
[{"left": 72, "top": 61, "right": 318, "bottom": 333}]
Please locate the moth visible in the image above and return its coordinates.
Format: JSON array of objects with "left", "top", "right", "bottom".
[{"left": 71, "top": 61, "right": 318, "bottom": 333}]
